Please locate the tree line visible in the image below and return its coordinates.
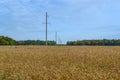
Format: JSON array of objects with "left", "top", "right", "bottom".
[
  {"left": 0, "top": 36, "right": 16, "bottom": 45},
  {"left": 1, "top": 35, "right": 120, "bottom": 46},
  {"left": 16, "top": 40, "right": 56, "bottom": 45},
  {"left": 67, "top": 39, "right": 120, "bottom": 46},
  {"left": 0, "top": 36, "right": 56, "bottom": 45}
]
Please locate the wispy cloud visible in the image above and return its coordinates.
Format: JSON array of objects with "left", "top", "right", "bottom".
[{"left": 0, "top": 0, "right": 120, "bottom": 42}]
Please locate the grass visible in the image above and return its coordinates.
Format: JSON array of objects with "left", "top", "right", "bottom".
[{"left": 0, "top": 46, "right": 120, "bottom": 80}]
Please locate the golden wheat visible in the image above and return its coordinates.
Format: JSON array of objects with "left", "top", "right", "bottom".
[{"left": 0, "top": 46, "right": 120, "bottom": 80}]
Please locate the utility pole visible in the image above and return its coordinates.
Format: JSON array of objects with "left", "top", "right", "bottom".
[
  {"left": 58, "top": 36, "right": 62, "bottom": 45},
  {"left": 55, "top": 32, "right": 57, "bottom": 44},
  {"left": 46, "top": 12, "right": 48, "bottom": 46}
]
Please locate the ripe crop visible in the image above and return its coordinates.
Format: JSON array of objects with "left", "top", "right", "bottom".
[{"left": 0, "top": 46, "right": 120, "bottom": 80}]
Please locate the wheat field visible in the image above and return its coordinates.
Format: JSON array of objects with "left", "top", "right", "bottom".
[{"left": 0, "top": 46, "right": 120, "bottom": 80}]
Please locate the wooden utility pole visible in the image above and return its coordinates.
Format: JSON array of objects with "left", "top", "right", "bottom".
[{"left": 46, "top": 12, "right": 48, "bottom": 46}]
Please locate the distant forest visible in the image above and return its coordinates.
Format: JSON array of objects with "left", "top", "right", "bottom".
[
  {"left": 16, "top": 40, "right": 56, "bottom": 45},
  {"left": 67, "top": 39, "right": 120, "bottom": 46},
  {"left": 0, "top": 36, "right": 16, "bottom": 45},
  {"left": 1, "top": 35, "right": 120, "bottom": 46},
  {"left": 0, "top": 36, "right": 56, "bottom": 45}
]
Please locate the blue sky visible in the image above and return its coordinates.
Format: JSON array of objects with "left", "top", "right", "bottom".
[{"left": 0, "top": 0, "right": 120, "bottom": 44}]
